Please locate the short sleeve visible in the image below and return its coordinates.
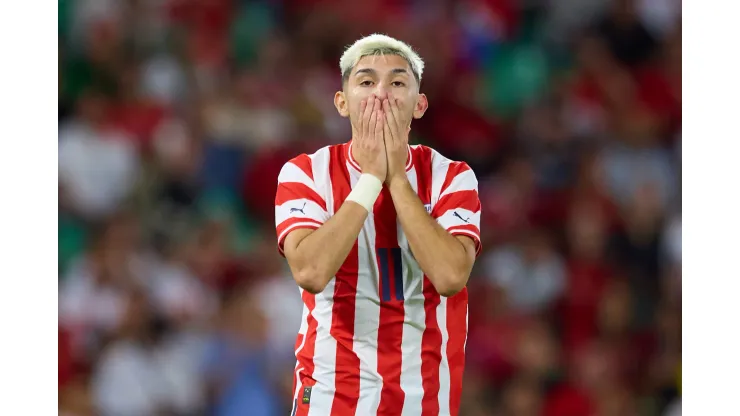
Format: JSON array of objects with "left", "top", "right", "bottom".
[
  {"left": 430, "top": 161, "right": 482, "bottom": 256},
  {"left": 275, "top": 155, "right": 329, "bottom": 255}
]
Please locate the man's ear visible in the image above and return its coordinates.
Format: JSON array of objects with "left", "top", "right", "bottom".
[
  {"left": 334, "top": 91, "right": 349, "bottom": 118},
  {"left": 413, "top": 93, "right": 428, "bottom": 119}
]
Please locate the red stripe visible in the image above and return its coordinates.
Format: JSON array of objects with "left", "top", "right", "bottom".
[
  {"left": 446, "top": 290, "right": 468, "bottom": 416},
  {"left": 386, "top": 248, "right": 397, "bottom": 300},
  {"left": 448, "top": 227, "right": 483, "bottom": 257},
  {"left": 291, "top": 154, "right": 314, "bottom": 180},
  {"left": 432, "top": 190, "right": 481, "bottom": 218},
  {"left": 346, "top": 142, "right": 362, "bottom": 172},
  {"left": 414, "top": 145, "right": 443, "bottom": 416},
  {"left": 374, "top": 185, "right": 406, "bottom": 415},
  {"left": 291, "top": 333, "right": 304, "bottom": 396},
  {"left": 276, "top": 182, "right": 327, "bottom": 211},
  {"left": 376, "top": 252, "right": 385, "bottom": 301},
  {"left": 328, "top": 144, "right": 361, "bottom": 416},
  {"left": 446, "top": 224, "right": 481, "bottom": 237},
  {"left": 294, "top": 292, "right": 318, "bottom": 416},
  {"left": 420, "top": 277, "right": 442, "bottom": 416},
  {"left": 439, "top": 162, "right": 471, "bottom": 196}
]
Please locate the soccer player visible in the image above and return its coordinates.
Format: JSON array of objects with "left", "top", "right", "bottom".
[{"left": 275, "top": 34, "right": 482, "bottom": 416}]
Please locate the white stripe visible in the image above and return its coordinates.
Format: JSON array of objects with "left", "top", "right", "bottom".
[
  {"left": 276, "top": 199, "right": 329, "bottom": 226},
  {"left": 278, "top": 161, "right": 316, "bottom": 189},
  {"left": 353, "top": 169, "right": 383, "bottom": 416},
  {"left": 399, "top": 295, "right": 426, "bottom": 416},
  {"left": 430, "top": 151, "right": 448, "bottom": 206},
  {"left": 311, "top": 147, "right": 334, "bottom": 214},
  {"left": 398, "top": 166, "right": 425, "bottom": 415},
  {"left": 436, "top": 297, "right": 451, "bottom": 416},
  {"left": 436, "top": 208, "right": 481, "bottom": 231},
  {"left": 438, "top": 168, "right": 477, "bottom": 199},
  {"left": 399, "top": 165, "right": 417, "bottom": 263},
  {"left": 307, "top": 280, "right": 338, "bottom": 416},
  {"left": 292, "top": 293, "right": 311, "bottom": 404}
]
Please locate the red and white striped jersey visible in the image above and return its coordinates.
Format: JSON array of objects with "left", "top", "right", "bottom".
[{"left": 275, "top": 141, "right": 481, "bottom": 416}]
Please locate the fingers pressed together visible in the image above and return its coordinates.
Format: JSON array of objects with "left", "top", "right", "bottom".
[{"left": 359, "top": 93, "right": 408, "bottom": 145}]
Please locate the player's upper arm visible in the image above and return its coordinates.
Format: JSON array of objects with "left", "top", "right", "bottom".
[
  {"left": 430, "top": 160, "right": 482, "bottom": 257},
  {"left": 275, "top": 155, "right": 329, "bottom": 256}
]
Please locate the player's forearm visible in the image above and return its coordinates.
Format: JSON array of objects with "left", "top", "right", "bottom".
[
  {"left": 389, "top": 178, "right": 471, "bottom": 296},
  {"left": 289, "top": 202, "right": 369, "bottom": 294}
]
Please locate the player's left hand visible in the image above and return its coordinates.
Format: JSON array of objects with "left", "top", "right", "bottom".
[{"left": 382, "top": 92, "right": 411, "bottom": 187}]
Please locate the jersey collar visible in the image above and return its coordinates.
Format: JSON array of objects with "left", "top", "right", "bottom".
[{"left": 346, "top": 140, "right": 414, "bottom": 174}]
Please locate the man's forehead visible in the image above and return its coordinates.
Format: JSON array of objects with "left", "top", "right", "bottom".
[{"left": 354, "top": 54, "right": 412, "bottom": 74}]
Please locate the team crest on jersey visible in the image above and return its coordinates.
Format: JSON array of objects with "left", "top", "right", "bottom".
[{"left": 424, "top": 204, "right": 432, "bottom": 213}]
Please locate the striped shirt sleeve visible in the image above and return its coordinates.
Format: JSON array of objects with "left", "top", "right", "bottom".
[
  {"left": 275, "top": 154, "right": 329, "bottom": 256},
  {"left": 430, "top": 161, "right": 482, "bottom": 256}
]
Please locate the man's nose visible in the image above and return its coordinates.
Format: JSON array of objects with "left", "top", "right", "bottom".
[{"left": 373, "top": 84, "right": 389, "bottom": 100}]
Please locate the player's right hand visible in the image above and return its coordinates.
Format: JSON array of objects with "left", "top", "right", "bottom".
[{"left": 353, "top": 95, "right": 387, "bottom": 181}]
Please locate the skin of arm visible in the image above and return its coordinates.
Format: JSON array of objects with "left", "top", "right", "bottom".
[
  {"left": 382, "top": 91, "right": 477, "bottom": 297},
  {"left": 388, "top": 177, "right": 477, "bottom": 297},
  {"left": 284, "top": 96, "right": 388, "bottom": 294},
  {"left": 283, "top": 201, "right": 369, "bottom": 294}
]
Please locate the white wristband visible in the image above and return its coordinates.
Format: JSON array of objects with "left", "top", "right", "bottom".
[{"left": 346, "top": 173, "right": 383, "bottom": 212}]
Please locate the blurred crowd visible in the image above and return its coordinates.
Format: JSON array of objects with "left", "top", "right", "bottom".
[{"left": 58, "top": 0, "right": 682, "bottom": 415}]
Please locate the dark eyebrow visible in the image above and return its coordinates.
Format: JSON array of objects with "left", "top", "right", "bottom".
[
  {"left": 354, "top": 68, "right": 377, "bottom": 77},
  {"left": 354, "top": 68, "right": 410, "bottom": 77}
]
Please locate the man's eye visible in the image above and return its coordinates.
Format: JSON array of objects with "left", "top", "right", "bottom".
[
  {"left": 392, "top": 81, "right": 406, "bottom": 87},
  {"left": 360, "top": 80, "right": 374, "bottom": 86}
]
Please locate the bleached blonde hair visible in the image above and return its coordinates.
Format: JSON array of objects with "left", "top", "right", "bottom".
[{"left": 339, "top": 34, "right": 425, "bottom": 85}]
